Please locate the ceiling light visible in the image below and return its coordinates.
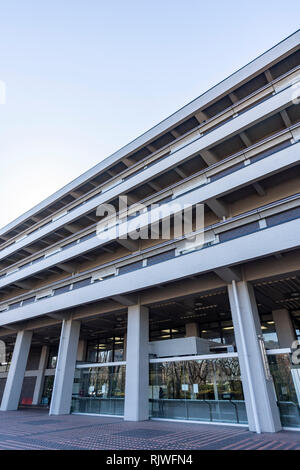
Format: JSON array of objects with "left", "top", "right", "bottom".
[{"left": 290, "top": 292, "right": 300, "bottom": 298}]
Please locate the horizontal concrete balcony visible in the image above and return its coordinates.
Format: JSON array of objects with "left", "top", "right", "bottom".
[
  {"left": 0, "top": 191, "right": 299, "bottom": 308},
  {"left": 0, "top": 191, "right": 299, "bottom": 310},
  {"left": 1, "top": 31, "right": 298, "bottom": 243},
  {"left": 0, "top": 83, "right": 297, "bottom": 262},
  {"left": 1, "top": 122, "right": 297, "bottom": 278},
  {"left": 0, "top": 140, "right": 299, "bottom": 290},
  {"left": 0, "top": 211, "right": 299, "bottom": 328}
]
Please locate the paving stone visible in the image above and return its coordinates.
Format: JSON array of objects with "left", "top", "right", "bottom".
[{"left": 0, "top": 409, "right": 299, "bottom": 450}]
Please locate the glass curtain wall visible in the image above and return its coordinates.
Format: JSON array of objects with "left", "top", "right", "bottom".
[
  {"left": 85, "top": 337, "right": 124, "bottom": 363},
  {"left": 268, "top": 353, "right": 300, "bottom": 428},
  {"left": 40, "top": 375, "right": 55, "bottom": 406},
  {"left": 149, "top": 357, "right": 247, "bottom": 424},
  {"left": 72, "top": 365, "right": 125, "bottom": 416}
]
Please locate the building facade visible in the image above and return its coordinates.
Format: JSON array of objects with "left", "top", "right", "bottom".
[{"left": 0, "top": 32, "right": 300, "bottom": 433}]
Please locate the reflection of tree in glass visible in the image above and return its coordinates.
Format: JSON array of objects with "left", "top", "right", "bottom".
[
  {"left": 153, "top": 358, "right": 246, "bottom": 401},
  {"left": 215, "top": 358, "right": 244, "bottom": 399},
  {"left": 268, "top": 354, "right": 297, "bottom": 402},
  {"left": 160, "top": 362, "right": 184, "bottom": 398},
  {"left": 186, "top": 361, "right": 211, "bottom": 398}
]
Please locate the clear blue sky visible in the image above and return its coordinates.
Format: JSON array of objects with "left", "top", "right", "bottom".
[{"left": 0, "top": 0, "right": 299, "bottom": 229}]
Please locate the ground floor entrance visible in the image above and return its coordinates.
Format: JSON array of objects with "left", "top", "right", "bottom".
[
  {"left": 1, "top": 272, "right": 300, "bottom": 433},
  {"left": 0, "top": 409, "right": 299, "bottom": 450},
  {"left": 71, "top": 351, "right": 300, "bottom": 429}
]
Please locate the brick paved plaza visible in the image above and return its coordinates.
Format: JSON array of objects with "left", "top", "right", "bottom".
[{"left": 0, "top": 409, "right": 299, "bottom": 450}]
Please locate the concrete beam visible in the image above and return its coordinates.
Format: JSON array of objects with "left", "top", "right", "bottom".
[
  {"left": 14, "top": 280, "right": 35, "bottom": 290},
  {"left": 23, "top": 247, "right": 39, "bottom": 255},
  {"left": 126, "top": 194, "right": 140, "bottom": 205},
  {"left": 206, "top": 198, "right": 228, "bottom": 218},
  {"left": 214, "top": 267, "right": 241, "bottom": 283},
  {"left": 244, "top": 250, "right": 300, "bottom": 282},
  {"left": 64, "top": 224, "right": 82, "bottom": 234},
  {"left": 148, "top": 181, "right": 161, "bottom": 192},
  {"left": 199, "top": 149, "right": 219, "bottom": 165},
  {"left": 229, "top": 92, "right": 239, "bottom": 104},
  {"left": 122, "top": 157, "right": 133, "bottom": 168},
  {"left": 170, "top": 129, "right": 181, "bottom": 138},
  {"left": 46, "top": 312, "right": 70, "bottom": 321},
  {"left": 57, "top": 263, "right": 77, "bottom": 274},
  {"left": 117, "top": 238, "right": 139, "bottom": 252},
  {"left": 252, "top": 182, "right": 266, "bottom": 196},
  {"left": 239, "top": 131, "right": 252, "bottom": 147},
  {"left": 280, "top": 109, "right": 292, "bottom": 128},
  {"left": 147, "top": 144, "right": 157, "bottom": 153},
  {"left": 1, "top": 325, "right": 20, "bottom": 331},
  {"left": 174, "top": 167, "right": 187, "bottom": 179},
  {"left": 195, "top": 110, "right": 208, "bottom": 123},
  {"left": 264, "top": 69, "right": 273, "bottom": 82},
  {"left": 100, "top": 246, "right": 114, "bottom": 254},
  {"left": 111, "top": 295, "right": 139, "bottom": 306}
]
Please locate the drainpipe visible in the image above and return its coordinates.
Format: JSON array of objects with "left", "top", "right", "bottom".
[{"left": 232, "top": 280, "right": 261, "bottom": 434}]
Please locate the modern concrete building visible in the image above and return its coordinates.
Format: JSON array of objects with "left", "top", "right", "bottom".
[{"left": 0, "top": 31, "right": 300, "bottom": 433}]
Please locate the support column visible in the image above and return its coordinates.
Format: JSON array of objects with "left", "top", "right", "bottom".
[
  {"left": 228, "top": 281, "right": 281, "bottom": 433},
  {"left": 32, "top": 345, "right": 49, "bottom": 405},
  {"left": 185, "top": 322, "right": 200, "bottom": 337},
  {"left": 124, "top": 304, "right": 149, "bottom": 421},
  {"left": 49, "top": 318, "right": 80, "bottom": 415},
  {"left": 0, "top": 330, "right": 32, "bottom": 411},
  {"left": 76, "top": 339, "right": 87, "bottom": 361},
  {"left": 123, "top": 332, "right": 127, "bottom": 361},
  {"left": 272, "top": 309, "right": 296, "bottom": 349}
]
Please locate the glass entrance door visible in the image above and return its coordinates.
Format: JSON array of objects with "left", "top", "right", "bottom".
[
  {"left": 41, "top": 376, "right": 55, "bottom": 406},
  {"left": 268, "top": 352, "right": 300, "bottom": 428}
]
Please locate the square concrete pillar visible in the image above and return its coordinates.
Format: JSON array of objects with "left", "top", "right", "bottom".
[
  {"left": 272, "top": 309, "right": 296, "bottom": 349},
  {"left": 228, "top": 281, "right": 281, "bottom": 433},
  {"left": 124, "top": 305, "right": 149, "bottom": 421},
  {"left": 123, "top": 332, "right": 127, "bottom": 361},
  {"left": 76, "top": 339, "right": 87, "bottom": 361},
  {"left": 49, "top": 318, "right": 80, "bottom": 415},
  {"left": 32, "top": 345, "right": 49, "bottom": 405},
  {"left": 185, "top": 322, "right": 200, "bottom": 337},
  {"left": 0, "top": 330, "right": 32, "bottom": 411}
]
